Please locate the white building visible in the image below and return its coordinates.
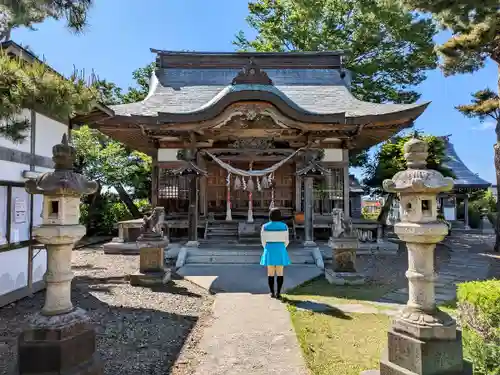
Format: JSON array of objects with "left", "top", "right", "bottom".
[{"left": 0, "top": 41, "right": 69, "bottom": 307}]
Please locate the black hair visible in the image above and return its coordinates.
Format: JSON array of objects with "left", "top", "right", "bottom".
[{"left": 269, "top": 208, "right": 282, "bottom": 222}]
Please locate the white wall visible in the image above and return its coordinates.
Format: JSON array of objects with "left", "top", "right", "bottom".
[
  {"left": 158, "top": 148, "right": 180, "bottom": 162},
  {"left": 0, "top": 110, "right": 66, "bottom": 303},
  {"left": 35, "top": 113, "right": 68, "bottom": 158},
  {"left": 323, "top": 149, "right": 344, "bottom": 162}
]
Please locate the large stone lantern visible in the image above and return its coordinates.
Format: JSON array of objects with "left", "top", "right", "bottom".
[
  {"left": 19, "top": 134, "right": 101, "bottom": 375},
  {"left": 363, "top": 134, "right": 471, "bottom": 375}
]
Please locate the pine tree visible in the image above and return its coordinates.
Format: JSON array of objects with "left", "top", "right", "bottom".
[
  {"left": 0, "top": 0, "right": 93, "bottom": 41},
  {"left": 400, "top": 1, "right": 500, "bottom": 250}
]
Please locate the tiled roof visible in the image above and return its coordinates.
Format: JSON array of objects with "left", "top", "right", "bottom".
[
  {"left": 442, "top": 137, "right": 491, "bottom": 189},
  {"left": 110, "top": 67, "right": 426, "bottom": 119}
]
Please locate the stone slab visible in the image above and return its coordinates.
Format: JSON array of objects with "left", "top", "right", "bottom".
[
  {"left": 325, "top": 269, "right": 366, "bottom": 285},
  {"left": 102, "top": 241, "right": 140, "bottom": 255},
  {"left": 129, "top": 270, "right": 171, "bottom": 287},
  {"left": 177, "top": 264, "right": 322, "bottom": 294}
]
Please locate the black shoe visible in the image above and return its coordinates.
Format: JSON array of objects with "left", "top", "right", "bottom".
[
  {"left": 270, "top": 293, "right": 276, "bottom": 298},
  {"left": 276, "top": 293, "right": 282, "bottom": 300}
]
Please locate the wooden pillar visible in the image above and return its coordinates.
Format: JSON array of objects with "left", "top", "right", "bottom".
[
  {"left": 151, "top": 155, "right": 159, "bottom": 207},
  {"left": 464, "top": 194, "right": 470, "bottom": 229},
  {"left": 295, "top": 175, "right": 302, "bottom": 212},
  {"left": 303, "top": 175, "right": 316, "bottom": 247},
  {"left": 197, "top": 152, "right": 207, "bottom": 216},
  {"left": 186, "top": 174, "right": 199, "bottom": 247},
  {"left": 343, "top": 150, "right": 350, "bottom": 218}
]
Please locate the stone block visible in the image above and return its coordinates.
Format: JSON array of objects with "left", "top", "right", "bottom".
[
  {"left": 378, "top": 329, "right": 471, "bottom": 375},
  {"left": 129, "top": 268, "right": 171, "bottom": 287},
  {"left": 325, "top": 268, "right": 366, "bottom": 285},
  {"left": 17, "top": 308, "right": 102, "bottom": 375},
  {"left": 139, "top": 246, "right": 165, "bottom": 273}
]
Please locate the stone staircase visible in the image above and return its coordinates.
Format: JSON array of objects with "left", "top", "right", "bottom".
[
  {"left": 203, "top": 221, "right": 239, "bottom": 242},
  {"left": 180, "top": 246, "right": 321, "bottom": 266}
]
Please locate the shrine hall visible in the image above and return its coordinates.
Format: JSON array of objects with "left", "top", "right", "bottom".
[{"left": 72, "top": 49, "right": 428, "bottom": 247}]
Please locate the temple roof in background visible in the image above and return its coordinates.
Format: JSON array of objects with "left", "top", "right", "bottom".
[{"left": 441, "top": 136, "right": 491, "bottom": 190}]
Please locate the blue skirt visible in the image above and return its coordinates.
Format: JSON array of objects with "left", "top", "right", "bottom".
[{"left": 260, "top": 243, "right": 291, "bottom": 266}]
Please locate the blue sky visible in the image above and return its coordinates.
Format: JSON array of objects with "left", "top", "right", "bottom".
[{"left": 12, "top": 0, "right": 498, "bottom": 183}]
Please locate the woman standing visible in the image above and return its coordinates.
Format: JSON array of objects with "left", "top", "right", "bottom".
[{"left": 260, "top": 208, "right": 291, "bottom": 298}]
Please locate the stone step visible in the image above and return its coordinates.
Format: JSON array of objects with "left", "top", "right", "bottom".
[{"left": 184, "top": 249, "right": 317, "bottom": 265}]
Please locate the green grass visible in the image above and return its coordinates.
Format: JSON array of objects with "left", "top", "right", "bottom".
[
  {"left": 289, "top": 304, "right": 390, "bottom": 375},
  {"left": 284, "top": 276, "right": 396, "bottom": 312},
  {"left": 284, "top": 277, "right": 461, "bottom": 375}
]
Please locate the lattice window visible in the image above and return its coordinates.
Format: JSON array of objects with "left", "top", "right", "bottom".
[{"left": 158, "top": 169, "right": 189, "bottom": 200}]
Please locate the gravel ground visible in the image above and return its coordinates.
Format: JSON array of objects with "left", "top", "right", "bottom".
[{"left": 0, "top": 245, "right": 213, "bottom": 375}]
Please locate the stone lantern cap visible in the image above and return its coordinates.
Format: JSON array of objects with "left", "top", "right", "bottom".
[
  {"left": 25, "top": 134, "right": 99, "bottom": 197},
  {"left": 383, "top": 133, "right": 454, "bottom": 194}
]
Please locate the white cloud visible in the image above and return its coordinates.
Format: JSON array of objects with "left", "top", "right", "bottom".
[{"left": 472, "top": 121, "right": 496, "bottom": 131}]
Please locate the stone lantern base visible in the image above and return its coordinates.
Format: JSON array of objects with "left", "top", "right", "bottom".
[
  {"left": 326, "top": 237, "right": 365, "bottom": 285},
  {"left": 17, "top": 308, "right": 102, "bottom": 375},
  {"left": 130, "top": 236, "right": 170, "bottom": 286},
  {"left": 361, "top": 314, "right": 472, "bottom": 375}
]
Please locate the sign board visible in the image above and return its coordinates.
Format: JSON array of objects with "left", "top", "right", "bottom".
[{"left": 14, "top": 197, "right": 27, "bottom": 224}]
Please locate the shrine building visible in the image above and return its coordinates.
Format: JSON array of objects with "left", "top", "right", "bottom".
[{"left": 73, "top": 49, "right": 429, "bottom": 246}]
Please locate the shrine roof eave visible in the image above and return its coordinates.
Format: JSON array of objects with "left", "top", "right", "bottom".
[{"left": 74, "top": 98, "right": 428, "bottom": 129}]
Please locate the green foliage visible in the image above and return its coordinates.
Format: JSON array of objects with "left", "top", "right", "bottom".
[
  {"left": 457, "top": 88, "right": 500, "bottom": 141},
  {"left": 93, "top": 62, "right": 155, "bottom": 106},
  {"left": 350, "top": 149, "right": 369, "bottom": 168},
  {"left": 80, "top": 197, "right": 151, "bottom": 235},
  {"left": 463, "top": 190, "right": 497, "bottom": 229},
  {"left": 235, "top": 0, "right": 437, "bottom": 103},
  {"left": 399, "top": 0, "right": 499, "bottom": 75},
  {"left": 0, "top": 0, "right": 94, "bottom": 41},
  {"left": 72, "top": 125, "right": 152, "bottom": 198},
  {"left": 457, "top": 279, "right": 500, "bottom": 375},
  {"left": 0, "top": 51, "right": 97, "bottom": 142},
  {"left": 363, "top": 133, "right": 453, "bottom": 192}
]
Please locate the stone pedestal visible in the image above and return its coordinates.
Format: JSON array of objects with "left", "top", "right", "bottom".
[
  {"left": 20, "top": 134, "right": 102, "bottom": 375},
  {"left": 130, "top": 236, "right": 170, "bottom": 286},
  {"left": 326, "top": 237, "right": 365, "bottom": 285},
  {"left": 18, "top": 308, "right": 102, "bottom": 375},
  {"left": 362, "top": 134, "right": 470, "bottom": 375}
]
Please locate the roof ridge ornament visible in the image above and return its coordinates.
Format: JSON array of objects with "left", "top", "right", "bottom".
[{"left": 232, "top": 58, "right": 273, "bottom": 86}]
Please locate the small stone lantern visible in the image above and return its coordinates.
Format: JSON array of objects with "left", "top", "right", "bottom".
[
  {"left": 19, "top": 134, "right": 101, "bottom": 375},
  {"left": 362, "top": 134, "right": 471, "bottom": 375}
]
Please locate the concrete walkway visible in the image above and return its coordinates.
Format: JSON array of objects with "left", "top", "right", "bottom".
[
  {"left": 192, "top": 293, "right": 309, "bottom": 375},
  {"left": 176, "top": 265, "right": 320, "bottom": 374},
  {"left": 177, "top": 264, "right": 322, "bottom": 294},
  {"left": 379, "top": 233, "right": 493, "bottom": 304}
]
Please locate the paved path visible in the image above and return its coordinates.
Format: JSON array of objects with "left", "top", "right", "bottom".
[
  {"left": 177, "top": 264, "right": 322, "bottom": 294},
  {"left": 379, "top": 234, "right": 493, "bottom": 304},
  {"left": 192, "top": 293, "right": 309, "bottom": 375}
]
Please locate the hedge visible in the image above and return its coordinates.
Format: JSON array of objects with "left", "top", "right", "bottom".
[{"left": 457, "top": 279, "right": 500, "bottom": 375}]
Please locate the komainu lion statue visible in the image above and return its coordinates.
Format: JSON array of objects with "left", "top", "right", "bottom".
[
  {"left": 331, "top": 208, "right": 354, "bottom": 238},
  {"left": 141, "top": 207, "right": 166, "bottom": 237}
]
